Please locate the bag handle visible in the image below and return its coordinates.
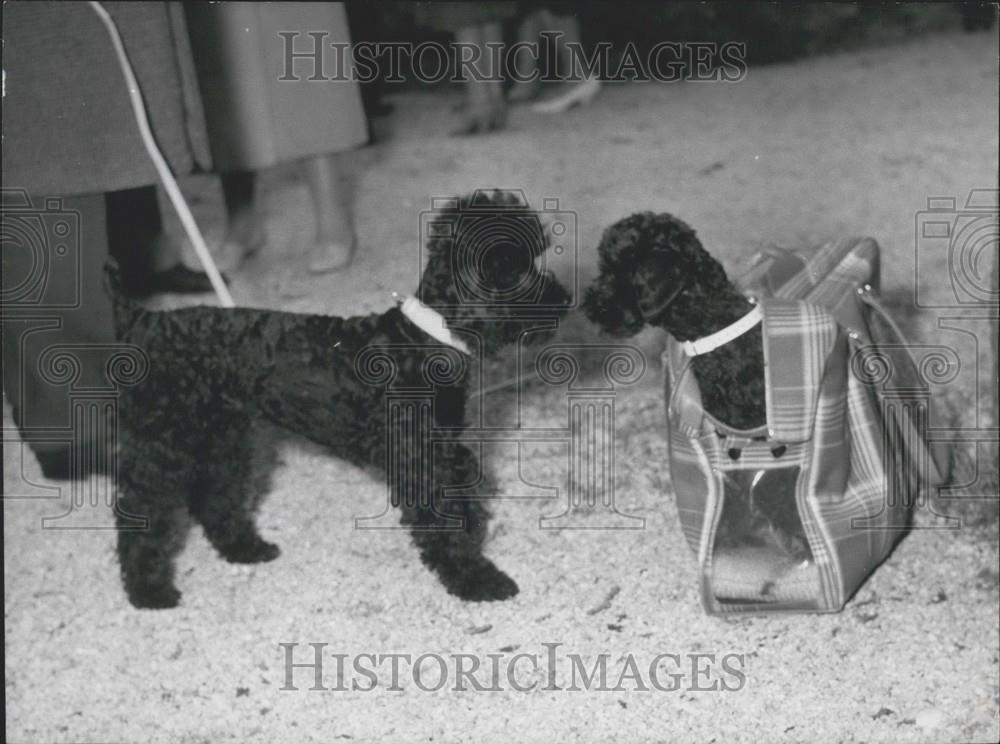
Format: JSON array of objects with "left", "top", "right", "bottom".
[{"left": 857, "top": 289, "right": 947, "bottom": 486}]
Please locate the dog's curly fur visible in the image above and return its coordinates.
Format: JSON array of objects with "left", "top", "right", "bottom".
[
  {"left": 583, "top": 212, "right": 814, "bottom": 562},
  {"left": 582, "top": 212, "right": 765, "bottom": 430},
  {"left": 110, "top": 191, "right": 571, "bottom": 609}
]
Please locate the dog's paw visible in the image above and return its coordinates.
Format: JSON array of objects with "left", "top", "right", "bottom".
[
  {"left": 127, "top": 583, "right": 182, "bottom": 610},
  {"left": 449, "top": 562, "right": 520, "bottom": 602},
  {"left": 219, "top": 538, "right": 281, "bottom": 564}
]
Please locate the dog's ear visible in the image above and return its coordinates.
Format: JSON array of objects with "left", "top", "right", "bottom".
[{"left": 584, "top": 214, "right": 650, "bottom": 335}]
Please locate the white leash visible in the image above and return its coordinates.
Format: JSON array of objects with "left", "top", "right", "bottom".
[
  {"left": 88, "top": 1, "right": 234, "bottom": 307},
  {"left": 682, "top": 304, "right": 762, "bottom": 357}
]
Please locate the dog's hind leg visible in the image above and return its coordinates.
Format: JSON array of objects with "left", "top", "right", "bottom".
[
  {"left": 190, "top": 421, "right": 280, "bottom": 565},
  {"left": 116, "top": 474, "right": 189, "bottom": 609},
  {"left": 401, "top": 442, "right": 519, "bottom": 601}
]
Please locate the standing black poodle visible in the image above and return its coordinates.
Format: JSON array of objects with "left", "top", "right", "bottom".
[{"left": 110, "top": 191, "right": 571, "bottom": 608}]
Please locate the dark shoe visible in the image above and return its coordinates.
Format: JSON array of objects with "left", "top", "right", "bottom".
[
  {"left": 14, "top": 405, "right": 109, "bottom": 481},
  {"left": 961, "top": 2, "right": 996, "bottom": 31},
  {"left": 146, "top": 264, "right": 229, "bottom": 296},
  {"left": 35, "top": 448, "right": 72, "bottom": 480},
  {"left": 34, "top": 442, "right": 111, "bottom": 481}
]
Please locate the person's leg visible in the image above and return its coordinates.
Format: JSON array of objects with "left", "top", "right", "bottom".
[
  {"left": 219, "top": 170, "right": 266, "bottom": 269},
  {"left": 1, "top": 191, "right": 114, "bottom": 479},
  {"left": 481, "top": 21, "right": 507, "bottom": 118},
  {"left": 508, "top": 10, "right": 542, "bottom": 103},
  {"left": 452, "top": 23, "right": 507, "bottom": 135},
  {"left": 555, "top": 12, "right": 582, "bottom": 71},
  {"left": 302, "top": 152, "right": 355, "bottom": 274},
  {"left": 105, "top": 185, "right": 160, "bottom": 286},
  {"left": 531, "top": 11, "right": 601, "bottom": 114}
]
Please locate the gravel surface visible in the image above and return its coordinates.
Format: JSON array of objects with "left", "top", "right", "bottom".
[{"left": 4, "top": 30, "right": 998, "bottom": 744}]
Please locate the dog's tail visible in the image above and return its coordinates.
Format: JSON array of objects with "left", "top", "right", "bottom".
[{"left": 103, "top": 257, "right": 144, "bottom": 334}]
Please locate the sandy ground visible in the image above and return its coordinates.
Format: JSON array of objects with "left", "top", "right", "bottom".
[{"left": 4, "top": 30, "right": 999, "bottom": 744}]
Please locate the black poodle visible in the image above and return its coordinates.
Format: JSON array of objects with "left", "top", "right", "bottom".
[
  {"left": 109, "top": 191, "right": 571, "bottom": 609},
  {"left": 583, "top": 212, "right": 809, "bottom": 562},
  {"left": 583, "top": 212, "right": 765, "bottom": 430}
]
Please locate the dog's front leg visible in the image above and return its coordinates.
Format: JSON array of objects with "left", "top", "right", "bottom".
[{"left": 398, "top": 442, "right": 519, "bottom": 601}]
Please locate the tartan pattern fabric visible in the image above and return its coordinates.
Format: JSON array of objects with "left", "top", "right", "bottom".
[
  {"left": 740, "top": 237, "right": 880, "bottom": 301},
  {"left": 760, "top": 300, "right": 840, "bottom": 443},
  {"left": 664, "top": 237, "right": 920, "bottom": 614}
]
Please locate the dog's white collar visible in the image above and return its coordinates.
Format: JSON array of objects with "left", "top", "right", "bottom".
[
  {"left": 682, "top": 304, "right": 762, "bottom": 357},
  {"left": 399, "top": 296, "right": 471, "bottom": 355}
]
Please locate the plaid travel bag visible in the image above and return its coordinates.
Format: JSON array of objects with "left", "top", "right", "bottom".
[{"left": 663, "top": 237, "right": 944, "bottom": 614}]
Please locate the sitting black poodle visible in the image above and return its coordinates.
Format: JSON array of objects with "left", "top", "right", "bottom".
[
  {"left": 109, "top": 190, "right": 571, "bottom": 608},
  {"left": 582, "top": 212, "right": 764, "bottom": 430},
  {"left": 582, "top": 212, "right": 810, "bottom": 563}
]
